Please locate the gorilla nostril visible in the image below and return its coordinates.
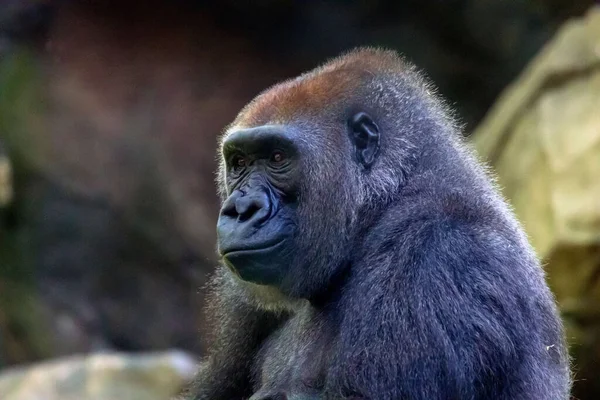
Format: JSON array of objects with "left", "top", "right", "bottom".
[
  {"left": 235, "top": 192, "right": 271, "bottom": 225},
  {"left": 237, "top": 201, "right": 261, "bottom": 222},
  {"left": 222, "top": 203, "right": 238, "bottom": 218},
  {"left": 220, "top": 189, "right": 272, "bottom": 225},
  {"left": 220, "top": 190, "right": 242, "bottom": 219}
]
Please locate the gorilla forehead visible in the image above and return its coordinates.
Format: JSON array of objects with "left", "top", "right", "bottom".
[{"left": 228, "top": 48, "right": 412, "bottom": 130}]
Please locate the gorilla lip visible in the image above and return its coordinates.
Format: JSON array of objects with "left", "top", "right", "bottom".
[
  {"left": 220, "top": 238, "right": 289, "bottom": 285},
  {"left": 220, "top": 237, "right": 286, "bottom": 258}
]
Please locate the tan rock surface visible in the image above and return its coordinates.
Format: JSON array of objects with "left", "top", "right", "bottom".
[
  {"left": 0, "top": 351, "right": 197, "bottom": 400},
  {"left": 473, "top": 7, "right": 600, "bottom": 261}
]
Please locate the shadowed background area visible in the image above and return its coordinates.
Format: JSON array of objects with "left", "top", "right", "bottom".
[{"left": 1, "top": 0, "right": 599, "bottom": 399}]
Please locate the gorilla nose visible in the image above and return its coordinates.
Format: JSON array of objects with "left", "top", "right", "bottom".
[{"left": 221, "top": 189, "right": 271, "bottom": 226}]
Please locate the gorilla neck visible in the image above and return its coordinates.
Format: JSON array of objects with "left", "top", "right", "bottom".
[
  {"left": 249, "top": 286, "right": 308, "bottom": 313},
  {"left": 241, "top": 260, "right": 352, "bottom": 313},
  {"left": 307, "top": 260, "right": 352, "bottom": 308},
  {"left": 406, "top": 135, "right": 483, "bottom": 196}
]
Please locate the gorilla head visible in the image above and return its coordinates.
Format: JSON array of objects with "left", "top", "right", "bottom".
[{"left": 216, "top": 51, "right": 450, "bottom": 300}]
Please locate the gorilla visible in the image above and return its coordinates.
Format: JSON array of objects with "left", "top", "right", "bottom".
[{"left": 185, "top": 48, "right": 571, "bottom": 400}]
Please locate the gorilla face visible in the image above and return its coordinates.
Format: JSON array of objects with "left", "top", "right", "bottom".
[
  {"left": 217, "top": 113, "right": 380, "bottom": 291},
  {"left": 217, "top": 125, "right": 300, "bottom": 286}
]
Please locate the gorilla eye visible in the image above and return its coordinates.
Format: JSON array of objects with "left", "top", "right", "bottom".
[
  {"left": 270, "top": 151, "right": 286, "bottom": 165},
  {"left": 231, "top": 155, "right": 247, "bottom": 172}
]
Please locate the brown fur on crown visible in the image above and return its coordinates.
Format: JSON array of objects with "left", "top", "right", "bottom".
[{"left": 227, "top": 47, "right": 410, "bottom": 131}]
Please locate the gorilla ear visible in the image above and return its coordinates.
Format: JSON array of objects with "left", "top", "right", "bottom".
[{"left": 349, "top": 112, "right": 380, "bottom": 169}]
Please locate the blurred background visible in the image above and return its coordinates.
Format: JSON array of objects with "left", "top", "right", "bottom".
[{"left": 1, "top": 1, "right": 599, "bottom": 399}]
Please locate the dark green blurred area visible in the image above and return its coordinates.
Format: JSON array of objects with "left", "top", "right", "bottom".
[
  {"left": 1, "top": 0, "right": 599, "bottom": 398},
  {"left": 0, "top": 50, "right": 47, "bottom": 366}
]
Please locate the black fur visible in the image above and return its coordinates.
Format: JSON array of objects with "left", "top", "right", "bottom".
[{"left": 185, "top": 48, "right": 571, "bottom": 400}]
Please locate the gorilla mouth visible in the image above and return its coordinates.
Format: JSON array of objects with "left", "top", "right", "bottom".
[
  {"left": 221, "top": 238, "right": 289, "bottom": 285},
  {"left": 220, "top": 238, "right": 286, "bottom": 258}
]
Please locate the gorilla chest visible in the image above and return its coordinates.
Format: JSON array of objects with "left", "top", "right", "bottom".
[{"left": 250, "top": 311, "right": 335, "bottom": 400}]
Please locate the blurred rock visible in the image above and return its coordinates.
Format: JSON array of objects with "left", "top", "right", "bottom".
[
  {"left": 0, "top": 145, "right": 12, "bottom": 207},
  {"left": 0, "top": 351, "right": 197, "bottom": 400},
  {"left": 472, "top": 6, "right": 600, "bottom": 399}
]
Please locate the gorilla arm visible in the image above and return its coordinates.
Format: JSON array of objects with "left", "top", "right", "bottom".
[
  {"left": 185, "top": 268, "right": 285, "bottom": 400},
  {"left": 327, "top": 218, "right": 567, "bottom": 400}
]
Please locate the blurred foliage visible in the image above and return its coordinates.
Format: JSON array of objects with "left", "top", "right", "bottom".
[
  {"left": 0, "top": 50, "right": 50, "bottom": 366},
  {"left": 0, "top": 49, "right": 43, "bottom": 175}
]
